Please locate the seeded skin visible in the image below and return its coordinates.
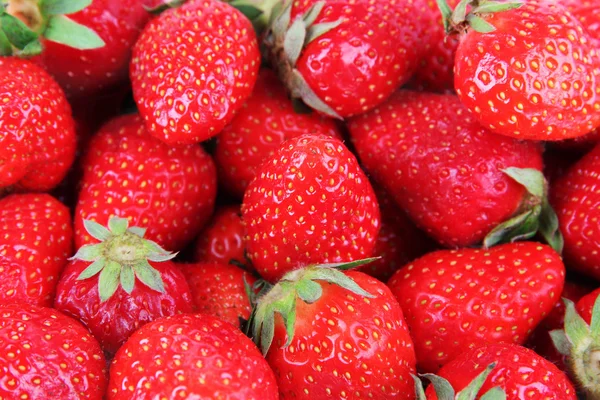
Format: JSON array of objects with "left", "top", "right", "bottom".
[
  {"left": 388, "top": 242, "right": 565, "bottom": 373},
  {"left": 108, "top": 314, "right": 278, "bottom": 400},
  {"left": 576, "top": 288, "right": 600, "bottom": 324},
  {"left": 194, "top": 205, "right": 247, "bottom": 266}
]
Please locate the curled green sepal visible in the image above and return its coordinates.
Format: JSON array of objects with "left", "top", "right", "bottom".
[
  {"left": 435, "top": 0, "right": 523, "bottom": 35},
  {"left": 71, "top": 216, "right": 176, "bottom": 302},
  {"left": 143, "top": 0, "right": 186, "bottom": 14}
]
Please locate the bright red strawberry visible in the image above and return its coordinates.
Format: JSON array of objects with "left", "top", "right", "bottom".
[
  {"left": 108, "top": 313, "right": 278, "bottom": 399},
  {"left": 215, "top": 68, "right": 341, "bottom": 197},
  {"left": 0, "top": 194, "right": 72, "bottom": 307},
  {"left": 0, "top": 57, "right": 76, "bottom": 191},
  {"left": 348, "top": 91, "right": 558, "bottom": 250},
  {"left": 180, "top": 262, "right": 256, "bottom": 327},
  {"left": 574, "top": 287, "right": 600, "bottom": 324},
  {"left": 130, "top": 0, "right": 260, "bottom": 145},
  {"left": 561, "top": 0, "right": 600, "bottom": 49},
  {"left": 242, "top": 134, "right": 380, "bottom": 282},
  {"left": 0, "top": 303, "right": 107, "bottom": 399},
  {"left": 443, "top": 0, "right": 600, "bottom": 140},
  {"left": 388, "top": 242, "right": 565, "bottom": 372},
  {"left": 54, "top": 217, "right": 194, "bottom": 356},
  {"left": 75, "top": 113, "right": 216, "bottom": 251},
  {"left": 262, "top": 0, "right": 427, "bottom": 118},
  {"left": 250, "top": 263, "right": 416, "bottom": 399}
]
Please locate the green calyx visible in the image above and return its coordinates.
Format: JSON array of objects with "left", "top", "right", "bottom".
[
  {"left": 414, "top": 363, "right": 506, "bottom": 400},
  {"left": 142, "top": 0, "right": 186, "bottom": 14},
  {"left": 551, "top": 296, "right": 600, "bottom": 398},
  {"left": 0, "top": 0, "right": 104, "bottom": 57},
  {"left": 70, "top": 216, "right": 177, "bottom": 302},
  {"left": 483, "top": 167, "right": 563, "bottom": 254},
  {"left": 435, "top": 0, "right": 522, "bottom": 34}
]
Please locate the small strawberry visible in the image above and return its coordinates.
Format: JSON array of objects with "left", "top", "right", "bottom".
[
  {"left": 242, "top": 134, "right": 380, "bottom": 282},
  {"left": 215, "top": 68, "right": 341, "bottom": 198},
  {"left": 0, "top": 303, "right": 107, "bottom": 399},
  {"left": 0, "top": 194, "right": 72, "bottom": 307},
  {"left": 107, "top": 313, "right": 278, "bottom": 399},
  {"left": 75, "top": 113, "right": 217, "bottom": 252},
  {"left": 130, "top": 0, "right": 261, "bottom": 145},
  {"left": 387, "top": 242, "right": 565, "bottom": 372},
  {"left": 54, "top": 217, "right": 194, "bottom": 356}
]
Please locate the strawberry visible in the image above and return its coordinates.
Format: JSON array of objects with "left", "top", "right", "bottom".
[
  {"left": 249, "top": 262, "right": 417, "bottom": 398},
  {"left": 561, "top": 0, "right": 600, "bottom": 50},
  {"left": 74, "top": 113, "right": 217, "bottom": 252},
  {"left": 215, "top": 68, "right": 341, "bottom": 198},
  {"left": 0, "top": 57, "right": 76, "bottom": 192},
  {"left": 242, "top": 133, "right": 380, "bottom": 282},
  {"left": 180, "top": 262, "right": 256, "bottom": 327},
  {"left": 439, "top": 0, "right": 600, "bottom": 140},
  {"left": 0, "top": 303, "right": 107, "bottom": 399},
  {"left": 107, "top": 313, "right": 278, "bottom": 399},
  {"left": 348, "top": 91, "right": 560, "bottom": 250},
  {"left": 262, "top": 0, "right": 427, "bottom": 119},
  {"left": 130, "top": 0, "right": 261, "bottom": 145},
  {"left": 54, "top": 217, "right": 194, "bottom": 356},
  {"left": 0, "top": 194, "right": 72, "bottom": 307},
  {"left": 387, "top": 242, "right": 565, "bottom": 372}
]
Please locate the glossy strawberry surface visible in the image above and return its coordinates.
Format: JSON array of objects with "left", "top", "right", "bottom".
[{"left": 194, "top": 205, "right": 247, "bottom": 267}]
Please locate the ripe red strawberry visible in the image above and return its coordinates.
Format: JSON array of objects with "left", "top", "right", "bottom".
[
  {"left": 250, "top": 264, "right": 416, "bottom": 398},
  {"left": 387, "top": 242, "right": 565, "bottom": 372},
  {"left": 442, "top": 0, "right": 600, "bottom": 140},
  {"left": 0, "top": 57, "right": 76, "bottom": 191},
  {"left": 242, "top": 134, "right": 380, "bottom": 282},
  {"left": 562, "top": 0, "right": 600, "bottom": 49},
  {"left": 215, "top": 68, "right": 341, "bottom": 197},
  {"left": 0, "top": 303, "right": 107, "bottom": 399},
  {"left": 180, "top": 262, "right": 256, "bottom": 327},
  {"left": 54, "top": 217, "right": 194, "bottom": 356},
  {"left": 262, "top": 0, "right": 427, "bottom": 118},
  {"left": 108, "top": 313, "right": 278, "bottom": 399},
  {"left": 130, "top": 0, "right": 261, "bottom": 145},
  {"left": 348, "top": 91, "right": 559, "bottom": 250},
  {"left": 75, "top": 113, "right": 217, "bottom": 251},
  {"left": 0, "top": 194, "right": 72, "bottom": 307}
]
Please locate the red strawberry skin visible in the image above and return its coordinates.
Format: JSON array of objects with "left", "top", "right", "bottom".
[
  {"left": 454, "top": 0, "right": 600, "bottom": 140},
  {"left": 130, "top": 0, "right": 260, "bottom": 145},
  {"left": 348, "top": 91, "right": 543, "bottom": 248},
  {"left": 108, "top": 314, "right": 278, "bottom": 399},
  {"left": 576, "top": 287, "right": 600, "bottom": 324},
  {"left": 425, "top": 343, "right": 577, "bottom": 400},
  {"left": 0, "top": 194, "right": 72, "bottom": 307},
  {"left": 388, "top": 242, "right": 565, "bottom": 372},
  {"left": 0, "top": 57, "right": 76, "bottom": 191},
  {"left": 0, "top": 304, "right": 107, "bottom": 400},
  {"left": 242, "top": 134, "right": 380, "bottom": 282},
  {"left": 74, "top": 114, "right": 217, "bottom": 251},
  {"left": 215, "top": 68, "right": 341, "bottom": 197},
  {"left": 562, "top": 0, "right": 600, "bottom": 49}
]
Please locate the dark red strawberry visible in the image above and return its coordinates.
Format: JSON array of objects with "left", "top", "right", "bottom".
[
  {"left": 75, "top": 113, "right": 216, "bottom": 252},
  {"left": 0, "top": 303, "right": 107, "bottom": 399},
  {"left": 242, "top": 134, "right": 380, "bottom": 282},
  {"left": 130, "top": 0, "right": 260, "bottom": 145},
  {"left": 215, "top": 68, "right": 341, "bottom": 197},
  {"left": 108, "top": 313, "right": 278, "bottom": 399},
  {"left": 0, "top": 57, "right": 76, "bottom": 192},
  {"left": 0, "top": 194, "right": 72, "bottom": 307},
  {"left": 54, "top": 217, "right": 194, "bottom": 356},
  {"left": 388, "top": 242, "right": 565, "bottom": 372}
]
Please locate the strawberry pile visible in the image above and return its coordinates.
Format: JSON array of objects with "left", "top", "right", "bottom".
[{"left": 1, "top": 0, "right": 600, "bottom": 398}]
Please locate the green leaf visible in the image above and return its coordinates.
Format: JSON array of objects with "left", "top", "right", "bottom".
[
  {"left": 296, "top": 279, "right": 322, "bottom": 303},
  {"left": 413, "top": 375, "right": 427, "bottom": 400},
  {"left": 435, "top": 0, "right": 453, "bottom": 32},
  {"left": 98, "top": 260, "right": 121, "bottom": 302},
  {"left": 259, "top": 305, "right": 275, "bottom": 355},
  {"left": 70, "top": 243, "right": 103, "bottom": 261},
  {"left": 291, "top": 98, "right": 313, "bottom": 115},
  {"left": 282, "top": 295, "right": 297, "bottom": 347},
  {"left": 18, "top": 39, "right": 42, "bottom": 56},
  {"left": 147, "top": 251, "right": 178, "bottom": 262},
  {"left": 283, "top": 17, "right": 306, "bottom": 66},
  {"left": 0, "top": 13, "right": 38, "bottom": 49},
  {"left": 302, "top": 1, "right": 325, "bottom": 26},
  {"left": 44, "top": 15, "right": 105, "bottom": 49},
  {"left": 41, "top": 0, "right": 92, "bottom": 15},
  {"left": 563, "top": 298, "right": 591, "bottom": 347},
  {"left": 0, "top": 29, "right": 13, "bottom": 56},
  {"left": 143, "top": 239, "right": 170, "bottom": 255},
  {"left": 480, "top": 387, "right": 507, "bottom": 400},
  {"left": 305, "top": 19, "right": 342, "bottom": 46},
  {"left": 83, "top": 219, "right": 112, "bottom": 241},
  {"left": 472, "top": 1, "right": 522, "bottom": 14},
  {"left": 450, "top": 0, "right": 470, "bottom": 25},
  {"left": 143, "top": 0, "right": 186, "bottom": 14},
  {"left": 317, "top": 257, "right": 380, "bottom": 271},
  {"left": 272, "top": 0, "right": 292, "bottom": 38},
  {"left": 590, "top": 294, "right": 600, "bottom": 340},
  {"left": 77, "top": 258, "right": 106, "bottom": 280},
  {"left": 483, "top": 208, "right": 539, "bottom": 249},
  {"left": 229, "top": 1, "right": 263, "bottom": 21},
  {"left": 120, "top": 264, "right": 135, "bottom": 294},
  {"left": 422, "top": 374, "right": 456, "bottom": 400},
  {"left": 539, "top": 198, "right": 564, "bottom": 254},
  {"left": 502, "top": 168, "right": 545, "bottom": 199},
  {"left": 549, "top": 329, "right": 572, "bottom": 356},
  {"left": 290, "top": 69, "right": 342, "bottom": 119},
  {"left": 127, "top": 226, "right": 147, "bottom": 238},
  {"left": 107, "top": 216, "right": 129, "bottom": 236},
  {"left": 466, "top": 13, "right": 496, "bottom": 33},
  {"left": 133, "top": 260, "right": 165, "bottom": 293},
  {"left": 305, "top": 268, "right": 374, "bottom": 298},
  {"left": 456, "top": 362, "right": 496, "bottom": 400}
]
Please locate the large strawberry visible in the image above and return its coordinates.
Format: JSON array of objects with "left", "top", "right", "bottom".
[
  {"left": 215, "top": 68, "right": 341, "bottom": 197},
  {"left": 130, "top": 0, "right": 260, "bottom": 145},
  {"left": 242, "top": 134, "right": 380, "bottom": 282},
  {"left": 0, "top": 194, "right": 72, "bottom": 307},
  {"left": 75, "top": 113, "right": 216, "bottom": 251},
  {"left": 561, "top": 0, "right": 600, "bottom": 49},
  {"left": 262, "top": 0, "right": 427, "bottom": 118},
  {"left": 107, "top": 313, "right": 278, "bottom": 399},
  {"left": 0, "top": 57, "right": 76, "bottom": 191},
  {"left": 249, "top": 262, "right": 417, "bottom": 399},
  {"left": 0, "top": 303, "right": 107, "bottom": 399},
  {"left": 388, "top": 242, "right": 565, "bottom": 372},
  {"left": 54, "top": 217, "right": 194, "bottom": 356},
  {"left": 348, "top": 91, "right": 560, "bottom": 250}
]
